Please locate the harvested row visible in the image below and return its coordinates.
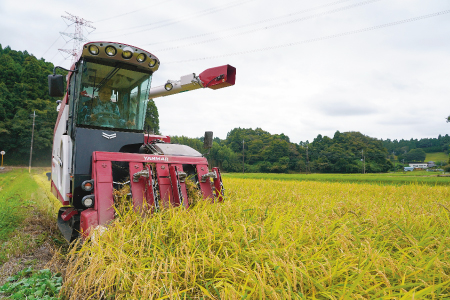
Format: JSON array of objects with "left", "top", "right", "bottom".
[{"left": 62, "top": 179, "right": 450, "bottom": 299}]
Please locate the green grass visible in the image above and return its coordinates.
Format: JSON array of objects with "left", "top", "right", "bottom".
[
  {"left": 0, "top": 168, "right": 62, "bottom": 265},
  {"left": 425, "top": 152, "right": 449, "bottom": 163},
  {"left": 0, "top": 169, "right": 40, "bottom": 242},
  {"left": 223, "top": 171, "right": 450, "bottom": 186}
]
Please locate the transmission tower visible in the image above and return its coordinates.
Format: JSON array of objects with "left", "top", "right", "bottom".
[{"left": 59, "top": 12, "right": 95, "bottom": 66}]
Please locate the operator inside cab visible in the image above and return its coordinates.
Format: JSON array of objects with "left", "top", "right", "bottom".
[{"left": 89, "top": 85, "right": 121, "bottom": 127}]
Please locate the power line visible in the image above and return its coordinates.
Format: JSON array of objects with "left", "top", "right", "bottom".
[
  {"left": 153, "top": 0, "right": 382, "bottom": 52},
  {"left": 41, "top": 23, "right": 72, "bottom": 60},
  {"left": 165, "top": 9, "right": 450, "bottom": 64},
  {"left": 41, "top": 36, "right": 61, "bottom": 59},
  {"left": 94, "top": 0, "right": 175, "bottom": 23},
  {"left": 49, "top": 39, "right": 71, "bottom": 62},
  {"left": 94, "top": 0, "right": 255, "bottom": 37},
  {"left": 143, "top": 0, "right": 358, "bottom": 47}
]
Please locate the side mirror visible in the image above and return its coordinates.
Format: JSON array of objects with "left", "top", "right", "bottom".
[
  {"left": 48, "top": 74, "right": 64, "bottom": 97},
  {"left": 204, "top": 131, "right": 213, "bottom": 149}
]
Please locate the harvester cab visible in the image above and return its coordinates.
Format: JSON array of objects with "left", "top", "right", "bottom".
[{"left": 49, "top": 42, "right": 235, "bottom": 242}]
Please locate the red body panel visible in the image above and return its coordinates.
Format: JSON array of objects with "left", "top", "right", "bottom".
[
  {"left": 199, "top": 65, "right": 236, "bottom": 90},
  {"left": 212, "top": 167, "right": 224, "bottom": 202},
  {"left": 129, "top": 162, "right": 145, "bottom": 209},
  {"left": 93, "top": 160, "right": 115, "bottom": 226},
  {"left": 196, "top": 164, "right": 214, "bottom": 201},
  {"left": 80, "top": 208, "right": 98, "bottom": 238}
]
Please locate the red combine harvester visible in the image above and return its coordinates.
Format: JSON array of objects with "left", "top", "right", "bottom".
[{"left": 48, "top": 42, "right": 236, "bottom": 242}]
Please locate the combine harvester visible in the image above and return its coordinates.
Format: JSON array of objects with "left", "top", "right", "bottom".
[{"left": 48, "top": 42, "right": 236, "bottom": 242}]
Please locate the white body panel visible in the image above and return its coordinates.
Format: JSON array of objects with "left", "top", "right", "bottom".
[
  {"left": 148, "top": 73, "right": 203, "bottom": 99},
  {"left": 51, "top": 105, "right": 72, "bottom": 203}
]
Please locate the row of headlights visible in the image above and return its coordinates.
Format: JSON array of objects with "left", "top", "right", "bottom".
[{"left": 88, "top": 44, "right": 157, "bottom": 68}]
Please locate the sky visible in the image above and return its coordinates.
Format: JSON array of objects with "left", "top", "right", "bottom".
[{"left": 1, "top": 0, "right": 449, "bottom": 143}]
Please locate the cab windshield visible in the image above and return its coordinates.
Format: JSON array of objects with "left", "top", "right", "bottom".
[{"left": 76, "top": 60, "right": 152, "bottom": 131}]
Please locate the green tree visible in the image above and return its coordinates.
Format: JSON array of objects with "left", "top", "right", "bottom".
[
  {"left": 144, "top": 99, "right": 160, "bottom": 134},
  {"left": 401, "top": 148, "right": 426, "bottom": 163}
]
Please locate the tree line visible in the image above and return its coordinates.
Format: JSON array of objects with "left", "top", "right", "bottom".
[
  {"left": 172, "top": 129, "right": 395, "bottom": 173},
  {"left": 172, "top": 130, "right": 450, "bottom": 173}
]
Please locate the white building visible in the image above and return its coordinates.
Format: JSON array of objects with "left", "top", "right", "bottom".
[{"left": 409, "top": 163, "right": 428, "bottom": 169}]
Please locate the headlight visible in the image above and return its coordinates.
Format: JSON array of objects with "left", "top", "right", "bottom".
[
  {"left": 136, "top": 53, "right": 146, "bottom": 62},
  {"left": 148, "top": 58, "right": 157, "bottom": 67},
  {"left": 105, "top": 46, "right": 117, "bottom": 56},
  {"left": 164, "top": 82, "right": 173, "bottom": 91},
  {"left": 122, "top": 51, "right": 132, "bottom": 59},
  {"left": 122, "top": 46, "right": 134, "bottom": 59},
  {"left": 88, "top": 45, "right": 99, "bottom": 55},
  {"left": 82, "top": 195, "right": 95, "bottom": 208}
]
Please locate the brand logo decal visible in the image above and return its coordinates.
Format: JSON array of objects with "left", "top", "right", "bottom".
[
  {"left": 102, "top": 132, "right": 116, "bottom": 139},
  {"left": 144, "top": 156, "right": 168, "bottom": 162}
]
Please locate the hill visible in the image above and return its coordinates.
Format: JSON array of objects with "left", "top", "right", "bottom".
[{"left": 425, "top": 152, "right": 449, "bottom": 164}]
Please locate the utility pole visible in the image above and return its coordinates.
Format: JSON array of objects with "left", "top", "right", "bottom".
[
  {"left": 59, "top": 12, "right": 95, "bottom": 66},
  {"left": 392, "top": 151, "right": 396, "bottom": 172},
  {"left": 0, "top": 151, "right": 5, "bottom": 169},
  {"left": 306, "top": 145, "right": 309, "bottom": 174},
  {"left": 29, "top": 111, "right": 36, "bottom": 173},
  {"left": 242, "top": 139, "right": 245, "bottom": 173},
  {"left": 361, "top": 149, "right": 365, "bottom": 174}
]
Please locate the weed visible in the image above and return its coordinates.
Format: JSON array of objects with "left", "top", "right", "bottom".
[{"left": 0, "top": 267, "right": 62, "bottom": 299}]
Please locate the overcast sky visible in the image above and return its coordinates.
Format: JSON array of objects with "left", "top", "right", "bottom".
[{"left": 1, "top": 0, "right": 449, "bottom": 143}]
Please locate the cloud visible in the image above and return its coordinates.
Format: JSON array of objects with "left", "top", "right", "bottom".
[{"left": 314, "top": 100, "right": 379, "bottom": 116}]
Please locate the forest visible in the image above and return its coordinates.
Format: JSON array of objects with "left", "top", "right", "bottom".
[
  {"left": 0, "top": 44, "right": 447, "bottom": 172},
  {"left": 0, "top": 44, "right": 63, "bottom": 165}
]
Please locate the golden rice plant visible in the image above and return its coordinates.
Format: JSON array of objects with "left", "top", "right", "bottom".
[{"left": 61, "top": 179, "right": 450, "bottom": 299}]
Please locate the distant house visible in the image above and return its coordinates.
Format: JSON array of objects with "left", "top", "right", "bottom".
[
  {"left": 404, "top": 167, "right": 414, "bottom": 172},
  {"left": 409, "top": 163, "right": 428, "bottom": 169},
  {"left": 427, "top": 161, "right": 436, "bottom": 168}
]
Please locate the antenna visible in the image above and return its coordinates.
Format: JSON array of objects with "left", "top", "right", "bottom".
[{"left": 59, "top": 12, "right": 96, "bottom": 66}]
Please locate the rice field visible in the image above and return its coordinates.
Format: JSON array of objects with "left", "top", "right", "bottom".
[
  {"left": 224, "top": 172, "right": 450, "bottom": 186},
  {"left": 61, "top": 178, "right": 450, "bottom": 299}
]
